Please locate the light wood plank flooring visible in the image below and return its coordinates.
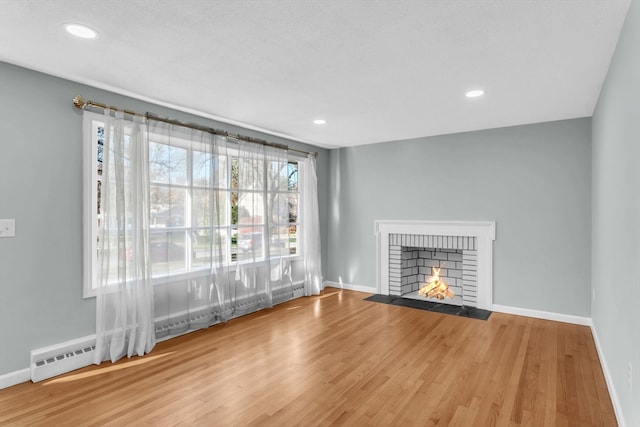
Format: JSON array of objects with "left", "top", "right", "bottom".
[{"left": 0, "top": 289, "right": 616, "bottom": 426}]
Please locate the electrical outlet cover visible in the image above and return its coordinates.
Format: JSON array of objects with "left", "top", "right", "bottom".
[{"left": 0, "top": 219, "right": 16, "bottom": 238}]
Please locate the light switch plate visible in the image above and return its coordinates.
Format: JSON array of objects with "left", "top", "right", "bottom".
[{"left": 0, "top": 219, "right": 16, "bottom": 238}]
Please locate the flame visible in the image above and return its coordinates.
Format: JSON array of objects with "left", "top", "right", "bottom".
[{"left": 418, "top": 267, "right": 454, "bottom": 300}]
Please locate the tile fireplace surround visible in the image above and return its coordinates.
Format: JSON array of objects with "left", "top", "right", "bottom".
[{"left": 375, "top": 220, "right": 496, "bottom": 310}]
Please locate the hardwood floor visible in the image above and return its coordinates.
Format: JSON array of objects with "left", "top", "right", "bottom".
[{"left": 0, "top": 289, "right": 616, "bottom": 426}]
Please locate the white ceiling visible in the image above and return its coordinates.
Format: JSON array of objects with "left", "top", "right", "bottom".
[{"left": 0, "top": 0, "right": 631, "bottom": 148}]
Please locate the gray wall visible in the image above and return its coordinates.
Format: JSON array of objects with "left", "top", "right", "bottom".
[
  {"left": 591, "top": 0, "right": 640, "bottom": 425},
  {"left": 327, "top": 119, "right": 592, "bottom": 316},
  {"left": 0, "top": 61, "right": 329, "bottom": 375}
]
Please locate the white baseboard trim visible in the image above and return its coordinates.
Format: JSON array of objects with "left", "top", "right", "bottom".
[
  {"left": 491, "top": 304, "right": 591, "bottom": 326},
  {"left": 326, "top": 285, "right": 593, "bottom": 326},
  {"left": 590, "top": 322, "right": 627, "bottom": 427},
  {"left": 324, "top": 281, "right": 376, "bottom": 294},
  {"left": 0, "top": 368, "right": 30, "bottom": 390}
]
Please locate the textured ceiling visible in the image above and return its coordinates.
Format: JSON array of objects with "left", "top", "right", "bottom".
[{"left": 0, "top": 0, "right": 631, "bottom": 148}]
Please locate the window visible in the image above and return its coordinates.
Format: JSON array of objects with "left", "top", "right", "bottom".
[
  {"left": 233, "top": 156, "right": 299, "bottom": 262},
  {"left": 83, "top": 112, "right": 302, "bottom": 298},
  {"left": 83, "top": 116, "right": 105, "bottom": 298}
]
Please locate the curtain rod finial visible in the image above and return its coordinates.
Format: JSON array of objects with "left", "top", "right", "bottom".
[{"left": 73, "top": 95, "right": 87, "bottom": 110}]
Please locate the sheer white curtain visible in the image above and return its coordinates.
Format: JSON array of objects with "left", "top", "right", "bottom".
[
  {"left": 94, "top": 111, "right": 155, "bottom": 364},
  {"left": 265, "top": 145, "right": 295, "bottom": 304},
  {"left": 302, "top": 154, "right": 323, "bottom": 295},
  {"left": 147, "top": 121, "right": 231, "bottom": 336},
  {"left": 234, "top": 140, "right": 269, "bottom": 312},
  {"left": 233, "top": 142, "right": 293, "bottom": 313}
]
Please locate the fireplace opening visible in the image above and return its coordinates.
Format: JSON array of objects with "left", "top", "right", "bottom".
[
  {"left": 387, "top": 235, "right": 479, "bottom": 308},
  {"left": 399, "top": 247, "right": 470, "bottom": 306}
]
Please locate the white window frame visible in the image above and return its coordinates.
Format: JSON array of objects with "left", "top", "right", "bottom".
[
  {"left": 83, "top": 112, "right": 303, "bottom": 298},
  {"left": 82, "top": 113, "right": 103, "bottom": 299}
]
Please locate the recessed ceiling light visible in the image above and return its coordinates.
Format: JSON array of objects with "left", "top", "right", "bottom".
[
  {"left": 64, "top": 23, "right": 98, "bottom": 39},
  {"left": 313, "top": 119, "right": 327, "bottom": 125},
  {"left": 465, "top": 89, "right": 485, "bottom": 98}
]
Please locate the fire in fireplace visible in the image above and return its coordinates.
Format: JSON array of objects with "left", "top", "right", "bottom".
[{"left": 418, "top": 267, "right": 455, "bottom": 300}]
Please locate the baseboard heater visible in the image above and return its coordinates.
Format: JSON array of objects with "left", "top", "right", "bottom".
[
  {"left": 30, "top": 283, "right": 304, "bottom": 382},
  {"left": 30, "top": 335, "right": 97, "bottom": 383}
]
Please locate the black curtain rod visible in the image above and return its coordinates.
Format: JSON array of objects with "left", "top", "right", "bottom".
[{"left": 72, "top": 95, "right": 317, "bottom": 157}]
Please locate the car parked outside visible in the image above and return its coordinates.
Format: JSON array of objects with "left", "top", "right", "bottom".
[{"left": 237, "top": 233, "right": 263, "bottom": 253}]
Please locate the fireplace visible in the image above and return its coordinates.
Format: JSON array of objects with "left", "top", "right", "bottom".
[{"left": 375, "top": 221, "right": 496, "bottom": 310}]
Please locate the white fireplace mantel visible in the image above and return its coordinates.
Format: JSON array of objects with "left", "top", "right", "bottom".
[{"left": 374, "top": 220, "right": 496, "bottom": 310}]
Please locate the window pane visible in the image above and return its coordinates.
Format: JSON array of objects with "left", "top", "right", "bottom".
[
  {"left": 231, "top": 227, "right": 238, "bottom": 262},
  {"left": 192, "top": 189, "right": 228, "bottom": 227},
  {"left": 238, "top": 158, "right": 263, "bottom": 190},
  {"left": 191, "top": 228, "right": 226, "bottom": 268},
  {"left": 231, "top": 191, "right": 238, "bottom": 225},
  {"left": 97, "top": 180, "right": 102, "bottom": 215},
  {"left": 214, "top": 154, "right": 228, "bottom": 188},
  {"left": 193, "top": 152, "right": 227, "bottom": 188},
  {"left": 231, "top": 157, "right": 238, "bottom": 189},
  {"left": 237, "top": 192, "right": 264, "bottom": 225},
  {"left": 150, "top": 231, "right": 187, "bottom": 275},
  {"left": 268, "top": 193, "right": 289, "bottom": 224},
  {"left": 150, "top": 186, "right": 186, "bottom": 228},
  {"left": 267, "top": 160, "right": 289, "bottom": 191},
  {"left": 149, "top": 142, "right": 187, "bottom": 185},
  {"left": 288, "top": 162, "right": 298, "bottom": 191},
  {"left": 289, "top": 225, "right": 297, "bottom": 255},
  {"left": 237, "top": 227, "right": 264, "bottom": 260},
  {"left": 192, "top": 150, "right": 211, "bottom": 187},
  {"left": 97, "top": 126, "right": 104, "bottom": 176},
  {"left": 192, "top": 189, "right": 211, "bottom": 228},
  {"left": 269, "top": 225, "right": 290, "bottom": 257},
  {"left": 100, "top": 232, "right": 131, "bottom": 284},
  {"left": 288, "top": 193, "right": 298, "bottom": 223},
  {"left": 191, "top": 229, "right": 211, "bottom": 259}
]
